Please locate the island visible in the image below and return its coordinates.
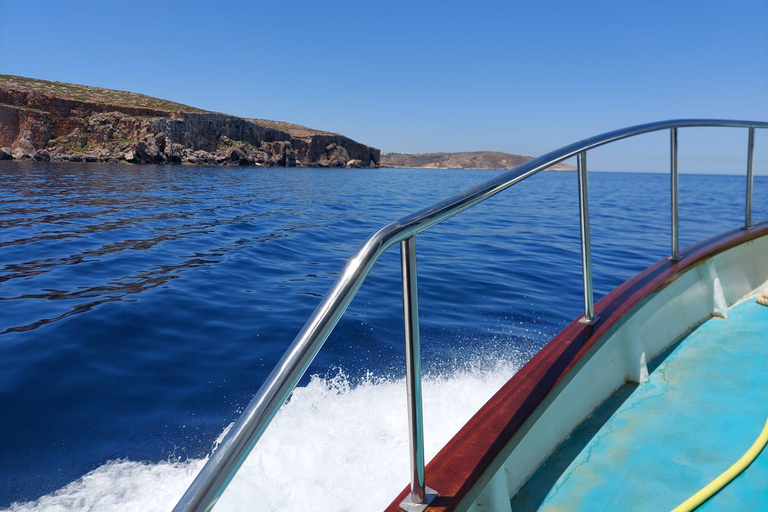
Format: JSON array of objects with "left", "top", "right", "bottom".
[
  {"left": 0, "top": 75, "right": 380, "bottom": 168},
  {"left": 0, "top": 75, "right": 575, "bottom": 172},
  {"left": 380, "top": 151, "right": 575, "bottom": 171}
]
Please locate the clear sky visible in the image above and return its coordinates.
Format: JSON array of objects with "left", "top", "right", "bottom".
[{"left": 1, "top": 0, "right": 766, "bottom": 173}]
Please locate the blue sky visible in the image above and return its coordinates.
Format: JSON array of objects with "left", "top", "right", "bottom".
[{"left": 1, "top": 0, "right": 766, "bottom": 173}]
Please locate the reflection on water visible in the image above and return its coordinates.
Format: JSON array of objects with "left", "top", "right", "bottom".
[{"left": 0, "top": 161, "right": 766, "bottom": 506}]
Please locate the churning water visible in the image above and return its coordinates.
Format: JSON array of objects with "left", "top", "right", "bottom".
[{"left": 1, "top": 162, "right": 765, "bottom": 511}]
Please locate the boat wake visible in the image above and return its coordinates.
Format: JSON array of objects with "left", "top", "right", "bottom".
[{"left": 5, "top": 357, "right": 521, "bottom": 512}]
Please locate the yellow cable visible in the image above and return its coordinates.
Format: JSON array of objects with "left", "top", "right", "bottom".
[{"left": 671, "top": 417, "right": 768, "bottom": 512}]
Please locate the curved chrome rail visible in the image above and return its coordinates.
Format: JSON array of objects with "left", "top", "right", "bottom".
[{"left": 174, "top": 119, "right": 767, "bottom": 512}]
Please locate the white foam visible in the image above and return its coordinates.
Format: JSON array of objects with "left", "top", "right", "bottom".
[{"left": 6, "top": 358, "right": 520, "bottom": 512}]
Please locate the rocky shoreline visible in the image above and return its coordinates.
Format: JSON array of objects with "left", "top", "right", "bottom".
[
  {"left": 380, "top": 151, "right": 576, "bottom": 171},
  {"left": 0, "top": 75, "right": 380, "bottom": 168}
]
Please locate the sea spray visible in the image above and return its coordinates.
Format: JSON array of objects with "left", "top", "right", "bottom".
[{"left": 6, "top": 358, "right": 520, "bottom": 512}]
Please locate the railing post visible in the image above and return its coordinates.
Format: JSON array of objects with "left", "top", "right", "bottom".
[
  {"left": 745, "top": 126, "right": 755, "bottom": 229},
  {"left": 577, "top": 152, "right": 598, "bottom": 326},
  {"left": 399, "top": 236, "right": 437, "bottom": 512},
  {"left": 670, "top": 127, "right": 681, "bottom": 261}
]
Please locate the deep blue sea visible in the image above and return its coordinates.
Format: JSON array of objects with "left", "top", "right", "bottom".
[{"left": 1, "top": 162, "right": 765, "bottom": 511}]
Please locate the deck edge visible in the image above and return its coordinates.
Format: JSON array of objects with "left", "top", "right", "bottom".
[{"left": 382, "top": 221, "right": 768, "bottom": 512}]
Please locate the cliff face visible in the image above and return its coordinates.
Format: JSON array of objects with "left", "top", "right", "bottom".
[
  {"left": 0, "top": 75, "right": 380, "bottom": 168},
  {"left": 380, "top": 151, "right": 575, "bottom": 171}
]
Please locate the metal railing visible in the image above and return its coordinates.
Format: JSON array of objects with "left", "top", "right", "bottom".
[{"left": 174, "top": 119, "right": 766, "bottom": 512}]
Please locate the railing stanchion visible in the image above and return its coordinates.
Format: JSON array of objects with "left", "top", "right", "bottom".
[
  {"left": 670, "top": 127, "right": 681, "bottom": 260},
  {"left": 745, "top": 127, "right": 755, "bottom": 229},
  {"left": 577, "top": 152, "right": 598, "bottom": 326},
  {"left": 399, "top": 236, "right": 437, "bottom": 512}
]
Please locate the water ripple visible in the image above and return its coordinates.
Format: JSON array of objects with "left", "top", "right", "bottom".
[{"left": 0, "top": 162, "right": 766, "bottom": 506}]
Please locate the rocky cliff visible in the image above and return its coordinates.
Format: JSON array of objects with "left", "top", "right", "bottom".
[
  {"left": 0, "top": 75, "right": 380, "bottom": 168},
  {"left": 380, "top": 151, "right": 575, "bottom": 171}
]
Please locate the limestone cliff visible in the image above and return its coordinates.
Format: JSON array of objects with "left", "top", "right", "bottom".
[{"left": 0, "top": 75, "right": 380, "bottom": 168}]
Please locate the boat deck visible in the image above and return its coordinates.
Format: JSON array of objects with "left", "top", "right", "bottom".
[{"left": 511, "top": 297, "right": 768, "bottom": 511}]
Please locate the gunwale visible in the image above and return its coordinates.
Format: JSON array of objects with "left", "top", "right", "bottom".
[{"left": 383, "top": 220, "right": 768, "bottom": 512}]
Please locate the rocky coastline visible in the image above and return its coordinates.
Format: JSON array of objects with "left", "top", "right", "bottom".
[
  {"left": 380, "top": 151, "right": 576, "bottom": 171},
  {"left": 0, "top": 75, "right": 380, "bottom": 168}
]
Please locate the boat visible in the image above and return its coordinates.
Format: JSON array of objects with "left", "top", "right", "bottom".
[{"left": 172, "top": 119, "right": 768, "bottom": 512}]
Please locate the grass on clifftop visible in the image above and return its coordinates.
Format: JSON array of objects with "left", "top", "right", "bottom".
[
  {"left": 248, "top": 118, "right": 336, "bottom": 139},
  {"left": 0, "top": 74, "right": 208, "bottom": 113},
  {"left": 0, "top": 74, "right": 342, "bottom": 140}
]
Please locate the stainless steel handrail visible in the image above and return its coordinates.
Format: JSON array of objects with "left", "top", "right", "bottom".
[
  {"left": 174, "top": 119, "right": 767, "bottom": 512},
  {"left": 745, "top": 127, "right": 756, "bottom": 229},
  {"left": 670, "top": 127, "right": 681, "bottom": 260},
  {"left": 576, "top": 151, "right": 597, "bottom": 325}
]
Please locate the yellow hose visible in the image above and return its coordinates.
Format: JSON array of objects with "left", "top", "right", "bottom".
[{"left": 671, "top": 417, "right": 768, "bottom": 512}]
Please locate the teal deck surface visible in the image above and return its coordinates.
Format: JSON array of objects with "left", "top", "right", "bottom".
[{"left": 511, "top": 298, "right": 768, "bottom": 512}]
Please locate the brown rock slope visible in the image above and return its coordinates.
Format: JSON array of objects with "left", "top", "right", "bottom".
[
  {"left": 0, "top": 75, "right": 380, "bottom": 167},
  {"left": 380, "top": 151, "right": 575, "bottom": 170}
]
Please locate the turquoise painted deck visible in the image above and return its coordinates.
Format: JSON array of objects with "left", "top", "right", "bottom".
[{"left": 511, "top": 298, "right": 768, "bottom": 512}]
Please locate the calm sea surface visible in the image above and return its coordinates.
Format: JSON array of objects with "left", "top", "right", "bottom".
[{"left": 0, "top": 162, "right": 766, "bottom": 509}]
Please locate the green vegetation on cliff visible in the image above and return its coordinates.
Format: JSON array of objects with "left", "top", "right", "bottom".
[
  {"left": 0, "top": 75, "right": 380, "bottom": 167},
  {"left": 0, "top": 74, "right": 206, "bottom": 113}
]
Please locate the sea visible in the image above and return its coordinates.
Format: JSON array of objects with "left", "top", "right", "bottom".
[{"left": 1, "top": 162, "right": 765, "bottom": 511}]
